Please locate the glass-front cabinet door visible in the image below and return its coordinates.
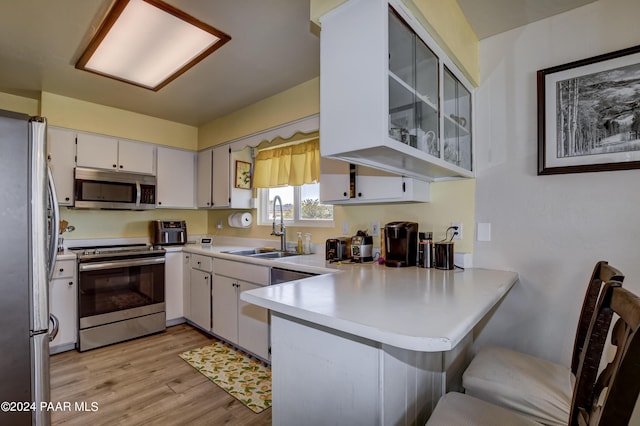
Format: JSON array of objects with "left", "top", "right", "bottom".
[
  {"left": 388, "top": 9, "right": 439, "bottom": 158},
  {"left": 319, "top": 0, "right": 474, "bottom": 180},
  {"left": 443, "top": 67, "right": 472, "bottom": 171}
]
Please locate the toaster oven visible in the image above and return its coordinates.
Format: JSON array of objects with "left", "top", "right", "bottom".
[{"left": 152, "top": 220, "right": 187, "bottom": 246}]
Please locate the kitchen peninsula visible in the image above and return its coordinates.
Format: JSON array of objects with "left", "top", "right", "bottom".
[{"left": 241, "top": 264, "right": 518, "bottom": 425}]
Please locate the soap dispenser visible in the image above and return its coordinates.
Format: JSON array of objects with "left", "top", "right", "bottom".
[
  {"left": 304, "top": 233, "right": 311, "bottom": 254},
  {"left": 297, "top": 232, "right": 303, "bottom": 254}
]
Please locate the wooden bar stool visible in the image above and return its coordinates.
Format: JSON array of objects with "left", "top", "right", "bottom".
[
  {"left": 461, "top": 261, "right": 623, "bottom": 425},
  {"left": 428, "top": 281, "right": 640, "bottom": 426}
]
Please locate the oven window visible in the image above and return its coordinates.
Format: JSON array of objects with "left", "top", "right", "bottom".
[{"left": 79, "top": 263, "right": 164, "bottom": 318}]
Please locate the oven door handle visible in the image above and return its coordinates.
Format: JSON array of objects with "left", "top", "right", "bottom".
[{"left": 79, "top": 256, "right": 165, "bottom": 271}]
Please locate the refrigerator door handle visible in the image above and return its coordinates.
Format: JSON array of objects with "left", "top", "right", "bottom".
[
  {"left": 47, "top": 167, "right": 60, "bottom": 280},
  {"left": 30, "top": 118, "right": 51, "bottom": 332},
  {"left": 49, "top": 314, "right": 59, "bottom": 342}
]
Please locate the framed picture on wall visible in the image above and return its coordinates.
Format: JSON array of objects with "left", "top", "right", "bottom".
[
  {"left": 537, "top": 44, "right": 640, "bottom": 175},
  {"left": 234, "top": 160, "right": 252, "bottom": 189}
]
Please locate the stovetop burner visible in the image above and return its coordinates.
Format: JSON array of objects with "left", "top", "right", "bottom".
[{"left": 69, "top": 243, "right": 166, "bottom": 262}]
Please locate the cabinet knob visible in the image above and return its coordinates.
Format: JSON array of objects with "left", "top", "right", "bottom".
[
  {"left": 357, "top": 192, "right": 362, "bottom": 197},
  {"left": 68, "top": 281, "right": 73, "bottom": 286},
  {"left": 65, "top": 197, "right": 70, "bottom": 201},
  {"left": 59, "top": 268, "right": 64, "bottom": 272},
  {"left": 112, "top": 164, "right": 117, "bottom": 168},
  {"left": 119, "top": 165, "right": 124, "bottom": 169},
  {"left": 158, "top": 201, "right": 162, "bottom": 205},
  {"left": 343, "top": 192, "right": 347, "bottom": 197}
]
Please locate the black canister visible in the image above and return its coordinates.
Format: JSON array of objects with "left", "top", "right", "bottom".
[{"left": 434, "top": 241, "right": 454, "bottom": 270}]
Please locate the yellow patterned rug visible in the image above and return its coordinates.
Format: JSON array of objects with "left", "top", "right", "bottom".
[{"left": 179, "top": 341, "right": 271, "bottom": 413}]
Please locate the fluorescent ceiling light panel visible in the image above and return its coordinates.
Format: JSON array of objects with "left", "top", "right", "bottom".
[{"left": 76, "top": 0, "right": 231, "bottom": 91}]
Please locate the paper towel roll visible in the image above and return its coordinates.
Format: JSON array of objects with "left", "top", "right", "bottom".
[{"left": 228, "top": 212, "right": 253, "bottom": 228}]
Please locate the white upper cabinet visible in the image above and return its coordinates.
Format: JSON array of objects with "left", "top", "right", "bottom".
[
  {"left": 47, "top": 126, "right": 76, "bottom": 206},
  {"left": 118, "top": 139, "right": 155, "bottom": 174},
  {"left": 319, "top": 0, "right": 474, "bottom": 181},
  {"left": 211, "top": 144, "right": 231, "bottom": 208},
  {"left": 196, "top": 149, "right": 213, "bottom": 208},
  {"left": 76, "top": 132, "right": 155, "bottom": 175},
  {"left": 320, "top": 158, "right": 429, "bottom": 204},
  {"left": 156, "top": 146, "right": 196, "bottom": 208},
  {"left": 196, "top": 145, "right": 252, "bottom": 209}
]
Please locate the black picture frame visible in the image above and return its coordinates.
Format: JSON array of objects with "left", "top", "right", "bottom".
[{"left": 537, "top": 44, "right": 640, "bottom": 175}]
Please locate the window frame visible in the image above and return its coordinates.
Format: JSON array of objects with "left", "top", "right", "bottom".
[{"left": 257, "top": 186, "right": 335, "bottom": 228}]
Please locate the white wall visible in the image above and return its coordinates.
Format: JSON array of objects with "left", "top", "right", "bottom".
[{"left": 473, "top": 0, "right": 640, "bottom": 366}]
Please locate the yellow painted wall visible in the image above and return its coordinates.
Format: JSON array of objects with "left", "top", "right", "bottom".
[
  {"left": 60, "top": 208, "right": 207, "bottom": 242},
  {"left": 208, "top": 179, "right": 475, "bottom": 253},
  {"left": 408, "top": 0, "right": 479, "bottom": 86},
  {"left": 198, "top": 78, "right": 320, "bottom": 149},
  {"left": 0, "top": 92, "right": 39, "bottom": 116},
  {"left": 40, "top": 92, "right": 198, "bottom": 150}
]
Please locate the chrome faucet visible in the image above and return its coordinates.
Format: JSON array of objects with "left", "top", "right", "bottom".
[{"left": 271, "top": 195, "right": 286, "bottom": 252}]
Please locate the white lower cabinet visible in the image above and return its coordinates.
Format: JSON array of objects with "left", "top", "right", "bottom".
[
  {"left": 189, "top": 269, "right": 212, "bottom": 331},
  {"left": 212, "top": 275, "right": 239, "bottom": 341},
  {"left": 49, "top": 259, "right": 77, "bottom": 353},
  {"left": 164, "top": 251, "right": 184, "bottom": 323},
  {"left": 189, "top": 254, "right": 213, "bottom": 331},
  {"left": 237, "top": 281, "right": 269, "bottom": 359},
  {"left": 182, "top": 253, "right": 192, "bottom": 320},
  {"left": 212, "top": 259, "right": 270, "bottom": 360}
]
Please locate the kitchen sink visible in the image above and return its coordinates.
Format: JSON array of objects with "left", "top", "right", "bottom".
[{"left": 223, "top": 248, "right": 300, "bottom": 258}]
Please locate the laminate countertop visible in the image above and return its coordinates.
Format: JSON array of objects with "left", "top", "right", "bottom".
[{"left": 241, "top": 264, "right": 518, "bottom": 352}]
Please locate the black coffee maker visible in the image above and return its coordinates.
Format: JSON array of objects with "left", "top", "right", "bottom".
[{"left": 384, "top": 222, "right": 418, "bottom": 267}]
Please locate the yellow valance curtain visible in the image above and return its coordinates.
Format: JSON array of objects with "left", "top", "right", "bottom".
[{"left": 253, "top": 138, "right": 320, "bottom": 188}]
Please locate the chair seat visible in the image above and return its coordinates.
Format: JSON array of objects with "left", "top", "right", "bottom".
[
  {"left": 426, "top": 392, "right": 542, "bottom": 425},
  {"left": 462, "top": 346, "right": 574, "bottom": 426}
]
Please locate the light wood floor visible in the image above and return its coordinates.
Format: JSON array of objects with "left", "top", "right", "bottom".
[{"left": 50, "top": 324, "right": 272, "bottom": 425}]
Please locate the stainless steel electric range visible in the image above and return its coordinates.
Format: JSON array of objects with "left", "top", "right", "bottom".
[{"left": 69, "top": 244, "right": 166, "bottom": 351}]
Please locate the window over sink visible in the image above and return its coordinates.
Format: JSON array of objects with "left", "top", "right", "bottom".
[{"left": 257, "top": 184, "right": 334, "bottom": 227}]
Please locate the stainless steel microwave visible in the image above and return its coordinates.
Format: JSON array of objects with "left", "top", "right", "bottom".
[{"left": 73, "top": 167, "right": 156, "bottom": 210}]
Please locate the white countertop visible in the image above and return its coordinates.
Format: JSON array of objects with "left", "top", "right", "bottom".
[
  {"left": 241, "top": 263, "right": 518, "bottom": 352},
  {"left": 58, "top": 238, "right": 517, "bottom": 352}
]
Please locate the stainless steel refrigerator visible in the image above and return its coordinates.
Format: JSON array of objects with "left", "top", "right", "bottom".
[{"left": 1, "top": 109, "right": 60, "bottom": 425}]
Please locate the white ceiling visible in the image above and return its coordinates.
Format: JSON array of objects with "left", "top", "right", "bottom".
[{"left": 0, "top": 0, "right": 597, "bottom": 127}]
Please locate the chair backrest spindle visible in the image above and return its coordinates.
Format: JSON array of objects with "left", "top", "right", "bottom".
[
  {"left": 571, "top": 261, "right": 624, "bottom": 374},
  {"left": 570, "top": 282, "right": 640, "bottom": 426}
]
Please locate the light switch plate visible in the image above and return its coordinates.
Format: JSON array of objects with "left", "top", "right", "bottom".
[
  {"left": 370, "top": 221, "right": 380, "bottom": 237},
  {"left": 477, "top": 223, "right": 491, "bottom": 242}
]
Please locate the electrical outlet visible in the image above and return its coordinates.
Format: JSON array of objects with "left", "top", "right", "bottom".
[
  {"left": 342, "top": 221, "right": 350, "bottom": 235},
  {"left": 370, "top": 221, "right": 380, "bottom": 237},
  {"left": 217, "top": 219, "right": 223, "bottom": 229},
  {"left": 451, "top": 222, "right": 463, "bottom": 240}
]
